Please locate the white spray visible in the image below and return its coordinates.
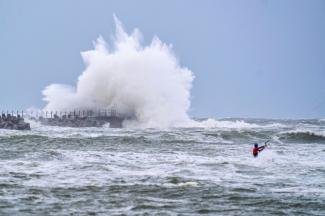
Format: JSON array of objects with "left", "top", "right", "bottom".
[{"left": 42, "top": 16, "right": 194, "bottom": 128}]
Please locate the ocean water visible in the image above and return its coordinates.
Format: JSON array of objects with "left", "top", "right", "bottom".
[{"left": 0, "top": 119, "right": 324, "bottom": 215}]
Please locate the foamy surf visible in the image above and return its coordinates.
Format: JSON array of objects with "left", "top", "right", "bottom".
[{"left": 0, "top": 118, "right": 324, "bottom": 215}]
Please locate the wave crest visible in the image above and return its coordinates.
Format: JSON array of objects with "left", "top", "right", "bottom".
[
  {"left": 279, "top": 130, "right": 325, "bottom": 143},
  {"left": 42, "top": 16, "right": 194, "bottom": 128}
]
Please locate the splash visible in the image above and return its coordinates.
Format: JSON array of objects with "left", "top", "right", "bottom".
[{"left": 42, "top": 16, "right": 194, "bottom": 128}]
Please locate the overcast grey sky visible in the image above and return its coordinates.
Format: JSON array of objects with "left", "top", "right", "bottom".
[{"left": 1, "top": 0, "right": 324, "bottom": 118}]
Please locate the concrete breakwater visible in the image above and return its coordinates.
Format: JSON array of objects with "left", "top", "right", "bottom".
[
  {"left": 31, "top": 110, "right": 124, "bottom": 128},
  {"left": 0, "top": 113, "right": 31, "bottom": 130}
]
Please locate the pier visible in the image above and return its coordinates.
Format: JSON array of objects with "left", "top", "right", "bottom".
[
  {"left": 0, "top": 109, "right": 125, "bottom": 129},
  {"left": 29, "top": 109, "right": 124, "bottom": 128}
]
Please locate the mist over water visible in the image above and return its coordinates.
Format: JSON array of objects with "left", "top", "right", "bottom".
[{"left": 42, "top": 16, "right": 194, "bottom": 128}]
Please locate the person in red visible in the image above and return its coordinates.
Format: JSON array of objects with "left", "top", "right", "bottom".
[{"left": 252, "top": 143, "right": 266, "bottom": 157}]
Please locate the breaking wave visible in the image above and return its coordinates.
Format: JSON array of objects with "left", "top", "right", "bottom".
[
  {"left": 186, "top": 118, "right": 286, "bottom": 129},
  {"left": 2, "top": 118, "right": 324, "bottom": 144},
  {"left": 278, "top": 130, "right": 325, "bottom": 143},
  {"left": 42, "top": 16, "right": 194, "bottom": 128}
]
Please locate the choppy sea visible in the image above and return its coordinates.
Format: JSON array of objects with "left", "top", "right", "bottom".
[{"left": 0, "top": 118, "right": 324, "bottom": 215}]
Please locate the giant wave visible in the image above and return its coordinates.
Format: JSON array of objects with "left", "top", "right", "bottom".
[{"left": 42, "top": 16, "right": 194, "bottom": 128}]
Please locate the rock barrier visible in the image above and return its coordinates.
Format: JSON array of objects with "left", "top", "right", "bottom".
[
  {"left": 0, "top": 114, "right": 31, "bottom": 130},
  {"left": 37, "top": 114, "right": 123, "bottom": 128}
]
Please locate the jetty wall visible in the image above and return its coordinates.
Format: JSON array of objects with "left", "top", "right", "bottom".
[
  {"left": 0, "top": 112, "right": 30, "bottom": 130},
  {"left": 29, "top": 109, "right": 124, "bottom": 128}
]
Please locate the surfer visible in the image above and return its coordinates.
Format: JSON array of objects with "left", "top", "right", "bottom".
[{"left": 252, "top": 142, "right": 269, "bottom": 157}]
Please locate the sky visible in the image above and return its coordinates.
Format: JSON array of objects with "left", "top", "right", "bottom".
[{"left": 0, "top": 0, "right": 324, "bottom": 119}]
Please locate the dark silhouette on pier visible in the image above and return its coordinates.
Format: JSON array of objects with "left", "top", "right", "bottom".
[
  {"left": 30, "top": 109, "right": 124, "bottom": 128},
  {"left": 0, "top": 112, "right": 30, "bottom": 130}
]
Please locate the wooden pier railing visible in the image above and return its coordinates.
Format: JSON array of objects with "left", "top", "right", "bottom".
[{"left": 1, "top": 109, "right": 121, "bottom": 119}]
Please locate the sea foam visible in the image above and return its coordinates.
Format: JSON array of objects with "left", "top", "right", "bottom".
[{"left": 42, "top": 16, "right": 194, "bottom": 128}]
